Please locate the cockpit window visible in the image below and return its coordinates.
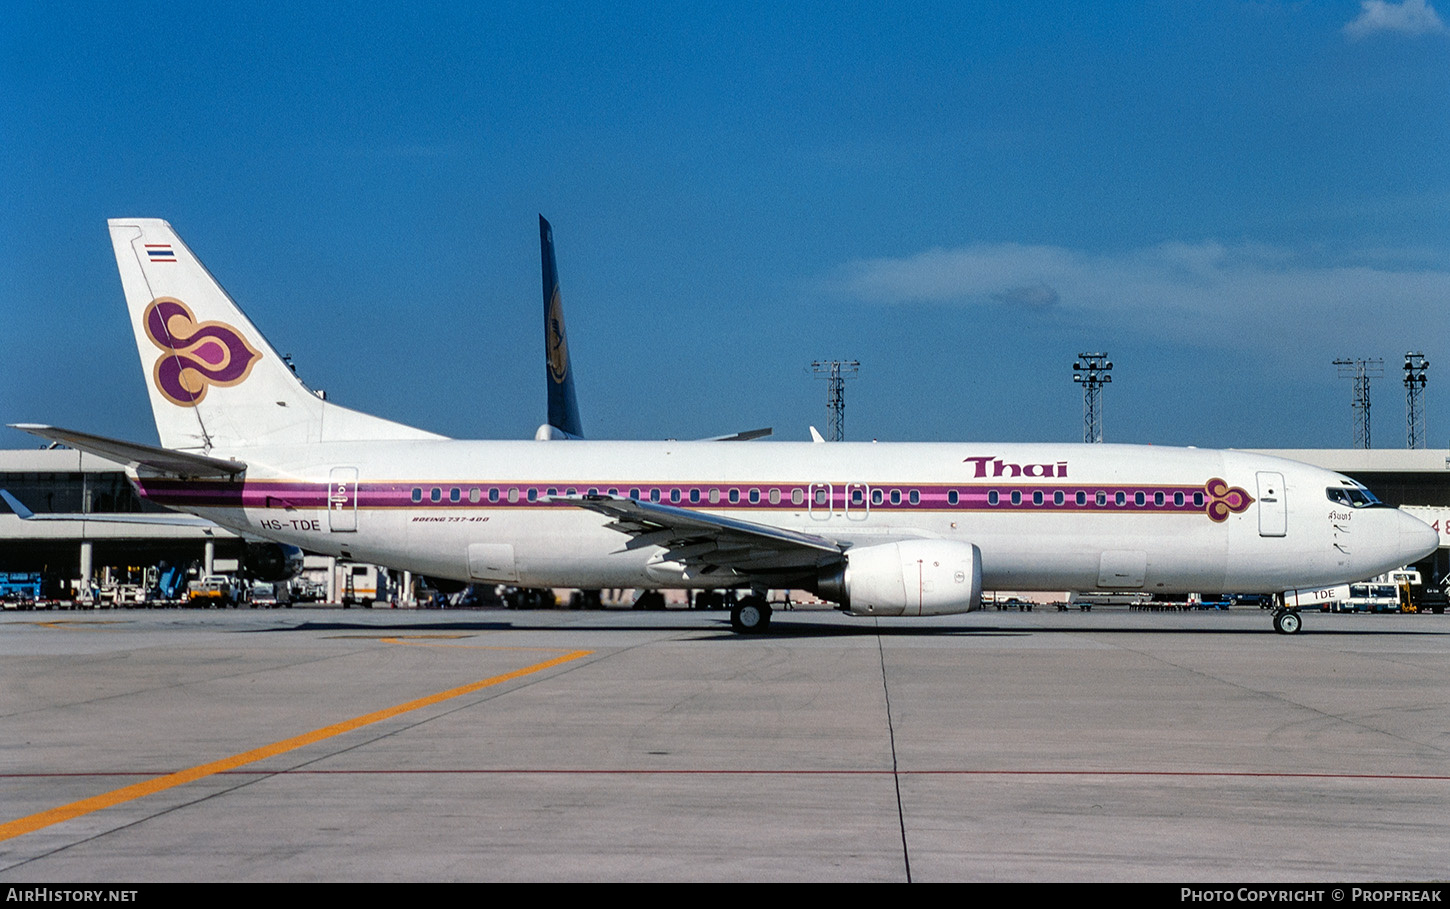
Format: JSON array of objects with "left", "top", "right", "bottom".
[{"left": 1326, "top": 485, "right": 1381, "bottom": 508}]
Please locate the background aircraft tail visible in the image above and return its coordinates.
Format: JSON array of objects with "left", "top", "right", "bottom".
[
  {"left": 536, "top": 215, "right": 584, "bottom": 441},
  {"left": 108, "top": 219, "right": 443, "bottom": 452}
]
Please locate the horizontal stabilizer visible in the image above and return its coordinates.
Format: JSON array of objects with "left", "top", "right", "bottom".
[
  {"left": 0, "top": 489, "right": 219, "bottom": 526},
  {"left": 8, "top": 424, "right": 246, "bottom": 478}
]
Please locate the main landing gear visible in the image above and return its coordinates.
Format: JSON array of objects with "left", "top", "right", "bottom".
[
  {"left": 730, "top": 594, "right": 772, "bottom": 634},
  {"left": 1271, "top": 608, "right": 1303, "bottom": 635}
]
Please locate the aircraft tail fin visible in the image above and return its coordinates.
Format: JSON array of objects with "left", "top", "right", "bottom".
[
  {"left": 107, "top": 219, "right": 444, "bottom": 452},
  {"left": 538, "top": 215, "right": 584, "bottom": 440}
]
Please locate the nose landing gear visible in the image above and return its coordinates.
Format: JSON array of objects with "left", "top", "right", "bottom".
[{"left": 1272, "top": 608, "right": 1302, "bottom": 634}]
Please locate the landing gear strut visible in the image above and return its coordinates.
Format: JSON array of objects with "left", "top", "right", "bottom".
[
  {"left": 730, "top": 594, "right": 772, "bottom": 634},
  {"left": 1272, "top": 608, "right": 1302, "bottom": 635}
]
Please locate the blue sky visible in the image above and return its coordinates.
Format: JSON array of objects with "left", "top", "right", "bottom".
[{"left": 4, "top": 1, "right": 1448, "bottom": 450}]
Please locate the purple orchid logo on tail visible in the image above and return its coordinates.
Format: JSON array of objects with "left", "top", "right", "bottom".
[{"left": 143, "top": 297, "right": 262, "bottom": 406}]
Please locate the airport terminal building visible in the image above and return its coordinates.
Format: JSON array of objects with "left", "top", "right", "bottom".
[{"left": 0, "top": 448, "right": 242, "bottom": 579}]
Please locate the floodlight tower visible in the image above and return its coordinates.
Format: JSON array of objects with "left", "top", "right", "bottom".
[
  {"left": 1334, "top": 357, "right": 1384, "bottom": 449},
  {"left": 1073, "top": 353, "right": 1112, "bottom": 443},
  {"left": 811, "top": 360, "right": 859, "bottom": 442},
  {"left": 1405, "top": 352, "right": 1429, "bottom": 450}
]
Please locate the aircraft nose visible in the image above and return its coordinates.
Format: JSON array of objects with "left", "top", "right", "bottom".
[{"left": 1398, "top": 509, "right": 1441, "bottom": 563}]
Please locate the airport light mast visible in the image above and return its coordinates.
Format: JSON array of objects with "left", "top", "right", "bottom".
[
  {"left": 1335, "top": 357, "right": 1384, "bottom": 450},
  {"left": 1405, "top": 352, "right": 1429, "bottom": 450},
  {"left": 1073, "top": 353, "right": 1112, "bottom": 443},
  {"left": 812, "top": 359, "right": 859, "bottom": 442}
]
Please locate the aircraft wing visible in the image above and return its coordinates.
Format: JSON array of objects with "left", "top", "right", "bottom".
[
  {"left": 559, "top": 493, "right": 844, "bottom": 580},
  {"left": 8, "top": 424, "right": 246, "bottom": 478},
  {"left": 698, "top": 427, "right": 773, "bottom": 442}
]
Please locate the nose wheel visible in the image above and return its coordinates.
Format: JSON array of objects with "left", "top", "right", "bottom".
[
  {"left": 730, "top": 595, "right": 772, "bottom": 634},
  {"left": 1272, "top": 608, "right": 1302, "bottom": 635}
]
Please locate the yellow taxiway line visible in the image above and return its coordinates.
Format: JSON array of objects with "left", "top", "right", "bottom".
[{"left": 0, "top": 648, "right": 591, "bottom": 842}]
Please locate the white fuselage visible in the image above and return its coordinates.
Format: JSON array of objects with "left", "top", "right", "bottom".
[{"left": 133, "top": 440, "right": 1437, "bottom": 597}]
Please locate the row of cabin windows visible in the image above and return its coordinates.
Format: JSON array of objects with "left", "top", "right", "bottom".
[
  {"left": 985, "top": 489, "right": 1205, "bottom": 508},
  {"left": 407, "top": 485, "right": 1203, "bottom": 509}
]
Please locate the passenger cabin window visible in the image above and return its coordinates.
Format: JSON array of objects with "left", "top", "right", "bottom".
[
  {"left": 1133, "top": 492, "right": 1145, "bottom": 507},
  {"left": 889, "top": 490, "right": 901, "bottom": 505},
  {"left": 871, "top": 489, "right": 883, "bottom": 506},
  {"left": 411, "top": 488, "right": 422, "bottom": 503},
  {"left": 988, "top": 490, "right": 1000, "bottom": 506},
  {"left": 1053, "top": 491, "right": 1064, "bottom": 506},
  {"left": 1010, "top": 490, "right": 1022, "bottom": 506},
  {"left": 749, "top": 489, "right": 760, "bottom": 504},
  {"left": 670, "top": 489, "right": 681, "bottom": 504},
  {"left": 650, "top": 489, "right": 661, "bottom": 503},
  {"left": 947, "top": 490, "right": 959, "bottom": 506},
  {"left": 489, "top": 488, "right": 500, "bottom": 503},
  {"left": 1115, "top": 491, "right": 1126, "bottom": 506},
  {"left": 1173, "top": 492, "right": 1184, "bottom": 506},
  {"left": 430, "top": 488, "right": 442, "bottom": 503},
  {"left": 769, "top": 489, "right": 781, "bottom": 505},
  {"left": 792, "top": 489, "right": 804, "bottom": 506},
  {"left": 449, "top": 488, "right": 461, "bottom": 503},
  {"left": 909, "top": 490, "right": 920, "bottom": 505},
  {"left": 1075, "top": 491, "right": 1087, "bottom": 506},
  {"left": 1032, "top": 490, "right": 1043, "bottom": 506},
  {"left": 690, "top": 489, "right": 701, "bottom": 504},
  {"left": 527, "top": 489, "right": 538, "bottom": 502}
]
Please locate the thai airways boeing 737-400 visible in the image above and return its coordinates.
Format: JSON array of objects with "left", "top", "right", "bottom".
[{"left": 11, "top": 219, "right": 1439, "bottom": 634}]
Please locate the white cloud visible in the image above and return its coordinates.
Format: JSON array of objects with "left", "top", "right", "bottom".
[
  {"left": 831, "top": 240, "right": 1450, "bottom": 351},
  {"left": 1343, "top": 0, "right": 1447, "bottom": 39}
]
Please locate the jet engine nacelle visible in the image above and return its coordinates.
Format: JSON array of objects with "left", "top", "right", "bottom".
[
  {"left": 244, "top": 542, "right": 305, "bottom": 582},
  {"left": 819, "top": 539, "right": 983, "bottom": 617}
]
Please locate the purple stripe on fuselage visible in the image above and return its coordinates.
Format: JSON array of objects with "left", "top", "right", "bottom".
[{"left": 134, "top": 478, "right": 1242, "bottom": 519}]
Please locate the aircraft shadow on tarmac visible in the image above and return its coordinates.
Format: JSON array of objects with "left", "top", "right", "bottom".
[{"left": 249, "top": 616, "right": 1450, "bottom": 639}]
